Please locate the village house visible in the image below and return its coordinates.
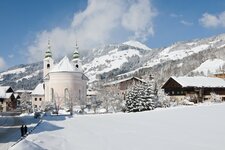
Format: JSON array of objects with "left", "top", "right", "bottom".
[
  {"left": 0, "top": 86, "right": 17, "bottom": 112},
  {"left": 31, "top": 83, "right": 45, "bottom": 111},
  {"left": 162, "top": 76, "right": 225, "bottom": 103},
  {"left": 104, "top": 76, "right": 146, "bottom": 100}
]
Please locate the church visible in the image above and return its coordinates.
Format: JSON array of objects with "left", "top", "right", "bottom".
[{"left": 32, "top": 41, "right": 89, "bottom": 110}]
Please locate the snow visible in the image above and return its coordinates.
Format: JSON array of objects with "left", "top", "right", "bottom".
[
  {"left": 0, "top": 67, "right": 26, "bottom": 76},
  {"left": 171, "top": 76, "right": 225, "bottom": 88},
  {"left": 123, "top": 40, "right": 151, "bottom": 50},
  {"left": 192, "top": 59, "right": 225, "bottom": 75},
  {"left": 16, "top": 70, "right": 41, "bottom": 82},
  {"left": 32, "top": 83, "right": 44, "bottom": 95},
  {"left": 0, "top": 86, "right": 11, "bottom": 98},
  {"left": 10, "top": 103, "right": 225, "bottom": 150},
  {"left": 146, "top": 43, "right": 210, "bottom": 67},
  {"left": 84, "top": 48, "right": 141, "bottom": 82},
  {"left": 50, "top": 56, "right": 79, "bottom": 73},
  {"left": 105, "top": 77, "right": 145, "bottom": 86}
]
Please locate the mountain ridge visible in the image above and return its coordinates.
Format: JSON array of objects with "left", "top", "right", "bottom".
[{"left": 1, "top": 34, "right": 225, "bottom": 90}]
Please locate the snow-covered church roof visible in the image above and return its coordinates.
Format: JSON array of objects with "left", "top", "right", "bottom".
[
  {"left": 32, "top": 83, "right": 44, "bottom": 95},
  {"left": 50, "top": 56, "right": 81, "bottom": 73},
  {"left": 171, "top": 76, "right": 225, "bottom": 88}
]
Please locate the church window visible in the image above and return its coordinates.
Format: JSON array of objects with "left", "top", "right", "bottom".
[
  {"left": 47, "top": 64, "right": 50, "bottom": 69},
  {"left": 39, "top": 98, "right": 42, "bottom": 101},
  {"left": 64, "top": 88, "right": 69, "bottom": 105},
  {"left": 79, "top": 90, "right": 81, "bottom": 100},
  {"left": 51, "top": 88, "right": 54, "bottom": 102},
  {"left": 76, "top": 64, "right": 79, "bottom": 68}
]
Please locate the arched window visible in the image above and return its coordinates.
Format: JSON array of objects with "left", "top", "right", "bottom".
[
  {"left": 51, "top": 88, "right": 54, "bottom": 102},
  {"left": 79, "top": 89, "right": 81, "bottom": 100},
  {"left": 64, "top": 88, "right": 69, "bottom": 106},
  {"left": 47, "top": 64, "right": 50, "bottom": 69},
  {"left": 64, "top": 88, "right": 69, "bottom": 100},
  {"left": 76, "top": 64, "right": 79, "bottom": 68}
]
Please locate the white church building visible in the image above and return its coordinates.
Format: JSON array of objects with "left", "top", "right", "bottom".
[{"left": 32, "top": 41, "right": 89, "bottom": 110}]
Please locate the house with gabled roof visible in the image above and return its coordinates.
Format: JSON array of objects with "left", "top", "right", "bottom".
[
  {"left": 104, "top": 76, "right": 146, "bottom": 100},
  {"left": 31, "top": 83, "right": 45, "bottom": 110},
  {"left": 0, "top": 86, "right": 17, "bottom": 112},
  {"left": 162, "top": 76, "right": 225, "bottom": 103}
]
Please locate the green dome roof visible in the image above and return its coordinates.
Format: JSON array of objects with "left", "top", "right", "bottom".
[
  {"left": 45, "top": 40, "right": 52, "bottom": 58},
  {"left": 73, "top": 50, "right": 79, "bottom": 59}
]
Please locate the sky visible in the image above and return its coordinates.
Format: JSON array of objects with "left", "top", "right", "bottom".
[{"left": 0, "top": 0, "right": 225, "bottom": 70}]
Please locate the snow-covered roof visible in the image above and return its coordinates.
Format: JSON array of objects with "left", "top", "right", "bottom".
[
  {"left": 171, "top": 76, "right": 225, "bottom": 88},
  {"left": 15, "top": 90, "right": 33, "bottom": 93},
  {"left": 32, "top": 83, "right": 44, "bottom": 95},
  {"left": 50, "top": 56, "right": 81, "bottom": 73},
  {"left": 14, "top": 93, "right": 20, "bottom": 99},
  {"left": 105, "top": 77, "right": 145, "bottom": 86},
  {"left": 0, "top": 86, "right": 12, "bottom": 98}
]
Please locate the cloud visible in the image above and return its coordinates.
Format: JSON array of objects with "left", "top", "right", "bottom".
[
  {"left": 180, "top": 20, "right": 193, "bottom": 26},
  {"left": 199, "top": 11, "right": 225, "bottom": 28},
  {"left": 26, "top": 0, "right": 156, "bottom": 63},
  {"left": 8, "top": 54, "right": 14, "bottom": 58},
  {"left": 0, "top": 57, "right": 6, "bottom": 68}
]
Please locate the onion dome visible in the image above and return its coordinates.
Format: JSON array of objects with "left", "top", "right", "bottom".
[
  {"left": 72, "top": 41, "right": 80, "bottom": 61},
  {"left": 45, "top": 40, "right": 52, "bottom": 58}
]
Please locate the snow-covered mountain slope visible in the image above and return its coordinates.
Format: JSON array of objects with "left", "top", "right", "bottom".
[
  {"left": 123, "top": 40, "right": 151, "bottom": 50},
  {"left": 191, "top": 59, "right": 225, "bottom": 75},
  {"left": 83, "top": 41, "right": 151, "bottom": 82},
  {"left": 144, "top": 34, "right": 225, "bottom": 68}
]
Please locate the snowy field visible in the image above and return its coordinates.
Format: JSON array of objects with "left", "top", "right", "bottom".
[{"left": 10, "top": 103, "right": 225, "bottom": 150}]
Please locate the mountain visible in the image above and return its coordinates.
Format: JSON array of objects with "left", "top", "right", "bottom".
[{"left": 1, "top": 34, "right": 225, "bottom": 90}]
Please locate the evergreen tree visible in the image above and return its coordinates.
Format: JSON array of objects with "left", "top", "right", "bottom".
[{"left": 125, "top": 81, "right": 157, "bottom": 112}]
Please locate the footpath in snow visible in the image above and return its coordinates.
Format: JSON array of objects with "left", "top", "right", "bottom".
[{"left": 10, "top": 103, "right": 225, "bottom": 150}]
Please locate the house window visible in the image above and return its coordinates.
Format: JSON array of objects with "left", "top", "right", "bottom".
[
  {"left": 47, "top": 64, "right": 50, "bottom": 68},
  {"left": 35, "top": 98, "right": 37, "bottom": 101},
  {"left": 39, "top": 98, "right": 42, "bottom": 101}
]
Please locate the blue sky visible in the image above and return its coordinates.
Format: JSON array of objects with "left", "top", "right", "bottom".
[{"left": 0, "top": 0, "right": 225, "bottom": 70}]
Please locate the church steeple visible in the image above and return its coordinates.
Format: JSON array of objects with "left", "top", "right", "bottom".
[
  {"left": 43, "top": 39, "right": 54, "bottom": 78},
  {"left": 72, "top": 40, "right": 80, "bottom": 62},
  {"left": 45, "top": 39, "right": 52, "bottom": 58}
]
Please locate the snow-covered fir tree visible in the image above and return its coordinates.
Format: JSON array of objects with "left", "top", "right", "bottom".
[{"left": 125, "top": 79, "right": 158, "bottom": 112}]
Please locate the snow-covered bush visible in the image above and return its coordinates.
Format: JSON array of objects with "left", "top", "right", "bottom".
[
  {"left": 209, "top": 92, "right": 222, "bottom": 103},
  {"left": 125, "top": 82, "right": 157, "bottom": 112},
  {"left": 157, "top": 89, "right": 171, "bottom": 107},
  {"left": 180, "top": 96, "right": 194, "bottom": 105}
]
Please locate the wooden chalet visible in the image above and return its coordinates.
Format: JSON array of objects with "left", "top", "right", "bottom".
[{"left": 162, "top": 76, "right": 225, "bottom": 103}]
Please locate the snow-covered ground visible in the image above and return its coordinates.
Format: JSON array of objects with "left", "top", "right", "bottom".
[
  {"left": 10, "top": 103, "right": 225, "bottom": 150},
  {"left": 0, "top": 114, "right": 40, "bottom": 150}
]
